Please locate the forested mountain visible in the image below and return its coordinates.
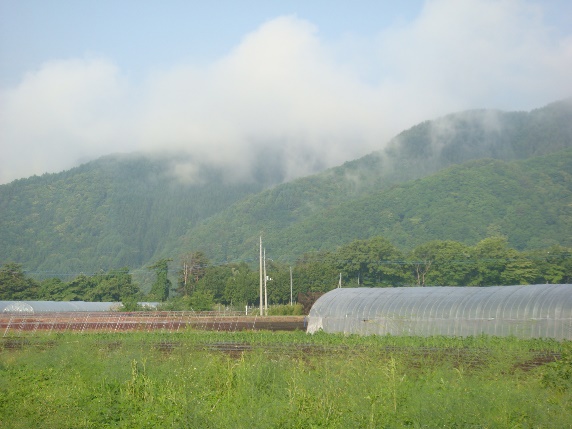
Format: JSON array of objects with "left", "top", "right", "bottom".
[
  {"left": 0, "top": 154, "right": 277, "bottom": 274},
  {"left": 173, "top": 148, "right": 572, "bottom": 262},
  {"left": 1, "top": 98, "right": 571, "bottom": 275},
  {"left": 171, "top": 99, "right": 572, "bottom": 262}
]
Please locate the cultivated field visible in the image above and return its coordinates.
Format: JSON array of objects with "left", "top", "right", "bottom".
[{"left": 1, "top": 327, "right": 571, "bottom": 428}]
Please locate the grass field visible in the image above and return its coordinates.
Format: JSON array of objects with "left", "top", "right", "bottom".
[{"left": 1, "top": 329, "right": 571, "bottom": 428}]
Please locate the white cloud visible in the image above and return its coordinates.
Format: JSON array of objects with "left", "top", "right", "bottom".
[
  {"left": 376, "top": 0, "right": 572, "bottom": 109},
  {"left": 1, "top": 1, "right": 571, "bottom": 185},
  {"left": 137, "top": 16, "right": 385, "bottom": 180},
  {"left": 0, "top": 57, "right": 132, "bottom": 182}
]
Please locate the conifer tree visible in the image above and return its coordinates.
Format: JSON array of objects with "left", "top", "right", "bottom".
[{"left": 147, "top": 259, "right": 172, "bottom": 301}]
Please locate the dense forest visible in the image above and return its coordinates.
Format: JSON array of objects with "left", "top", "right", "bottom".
[
  {"left": 1, "top": 98, "right": 571, "bottom": 291},
  {"left": 177, "top": 148, "right": 572, "bottom": 262},
  {"left": 0, "top": 154, "right": 275, "bottom": 273},
  {"left": 1, "top": 235, "right": 570, "bottom": 310}
]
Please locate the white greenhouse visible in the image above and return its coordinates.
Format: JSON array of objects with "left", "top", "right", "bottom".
[
  {"left": 0, "top": 301, "right": 122, "bottom": 313},
  {"left": 306, "top": 284, "right": 572, "bottom": 340}
]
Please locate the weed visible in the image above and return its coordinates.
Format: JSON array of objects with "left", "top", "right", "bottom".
[
  {"left": 0, "top": 331, "right": 570, "bottom": 428},
  {"left": 541, "top": 344, "right": 572, "bottom": 392}
]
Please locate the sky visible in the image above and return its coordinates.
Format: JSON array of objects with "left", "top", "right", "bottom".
[{"left": 1, "top": 0, "right": 571, "bottom": 185}]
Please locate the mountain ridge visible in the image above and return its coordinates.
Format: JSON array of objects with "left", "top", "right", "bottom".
[
  {"left": 1, "top": 98, "right": 572, "bottom": 274},
  {"left": 172, "top": 148, "right": 572, "bottom": 263}
]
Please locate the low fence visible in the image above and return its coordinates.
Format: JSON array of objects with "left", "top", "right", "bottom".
[{"left": 1, "top": 311, "right": 305, "bottom": 336}]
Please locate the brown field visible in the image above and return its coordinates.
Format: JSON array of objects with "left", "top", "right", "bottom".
[{"left": 0, "top": 312, "right": 306, "bottom": 335}]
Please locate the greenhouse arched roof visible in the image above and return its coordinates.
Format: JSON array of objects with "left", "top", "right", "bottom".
[
  {"left": 0, "top": 301, "right": 122, "bottom": 313},
  {"left": 307, "top": 284, "right": 572, "bottom": 340}
]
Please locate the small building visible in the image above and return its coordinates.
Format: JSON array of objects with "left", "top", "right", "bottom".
[{"left": 306, "top": 284, "right": 572, "bottom": 340}]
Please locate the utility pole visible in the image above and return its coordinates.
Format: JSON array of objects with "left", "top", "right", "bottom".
[
  {"left": 263, "top": 248, "right": 268, "bottom": 315},
  {"left": 338, "top": 272, "right": 342, "bottom": 288},
  {"left": 259, "top": 236, "right": 263, "bottom": 316},
  {"left": 290, "top": 266, "right": 293, "bottom": 305}
]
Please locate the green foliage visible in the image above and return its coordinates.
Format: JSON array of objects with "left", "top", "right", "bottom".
[
  {"left": 222, "top": 263, "right": 260, "bottom": 306},
  {"left": 158, "top": 291, "right": 215, "bottom": 311},
  {"left": 177, "top": 148, "right": 572, "bottom": 265},
  {"left": 541, "top": 343, "right": 572, "bottom": 392},
  {"left": 294, "top": 252, "right": 340, "bottom": 293},
  {"left": 469, "top": 236, "right": 538, "bottom": 286},
  {"left": 54, "top": 274, "right": 95, "bottom": 301},
  {"left": 176, "top": 251, "right": 209, "bottom": 296},
  {"left": 408, "top": 240, "right": 472, "bottom": 286},
  {"left": 334, "top": 236, "right": 407, "bottom": 286},
  {"left": 120, "top": 298, "right": 148, "bottom": 312},
  {"left": 1, "top": 263, "right": 139, "bottom": 302},
  {"left": 0, "top": 100, "right": 572, "bottom": 302},
  {"left": 0, "top": 154, "right": 268, "bottom": 274},
  {"left": 267, "top": 303, "right": 304, "bottom": 316},
  {"left": 147, "top": 259, "right": 172, "bottom": 302},
  {"left": 188, "top": 290, "right": 215, "bottom": 311},
  {"left": 177, "top": 101, "right": 572, "bottom": 263},
  {"left": 86, "top": 267, "right": 139, "bottom": 301},
  {"left": 527, "top": 245, "right": 572, "bottom": 284},
  {"left": 1, "top": 233, "right": 570, "bottom": 304},
  {"left": 0, "top": 262, "right": 38, "bottom": 300},
  {"left": 1, "top": 100, "right": 572, "bottom": 278},
  {"left": 0, "top": 332, "right": 571, "bottom": 428},
  {"left": 196, "top": 264, "right": 233, "bottom": 303},
  {"left": 37, "top": 277, "right": 68, "bottom": 300}
]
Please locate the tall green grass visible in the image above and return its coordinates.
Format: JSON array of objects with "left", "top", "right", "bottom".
[{"left": 1, "top": 331, "right": 570, "bottom": 428}]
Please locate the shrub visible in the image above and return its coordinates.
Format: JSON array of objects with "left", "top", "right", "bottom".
[
  {"left": 541, "top": 345, "right": 572, "bottom": 392},
  {"left": 267, "top": 304, "right": 304, "bottom": 316}
]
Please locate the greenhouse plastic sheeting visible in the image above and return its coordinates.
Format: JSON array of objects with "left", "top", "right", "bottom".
[
  {"left": 0, "top": 301, "right": 122, "bottom": 313},
  {"left": 306, "top": 284, "right": 572, "bottom": 340}
]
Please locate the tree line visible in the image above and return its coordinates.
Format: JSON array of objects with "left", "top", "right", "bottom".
[
  {"left": 1, "top": 236, "right": 570, "bottom": 310},
  {"left": 0, "top": 265, "right": 139, "bottom": 303},
  {"left": 170, "top": 236, "right": 570, "bottom": 310}
]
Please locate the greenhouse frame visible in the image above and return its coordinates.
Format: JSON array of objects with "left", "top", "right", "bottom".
[{"left": 306, "top": 284, "right": 572, "bottom": 340}]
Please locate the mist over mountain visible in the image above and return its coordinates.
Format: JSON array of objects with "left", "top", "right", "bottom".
[
  {"left": 331, "top": 97, "right": 572, "bottom": 188},
  {"left": 169, "top": 98, "right": 572, "bottom": 261},
  {"left": 1, "top": 99, "right": 571, "bottom": 275},
  {"left": 0, "top": 153, "right": 281, "bottom": 274}
]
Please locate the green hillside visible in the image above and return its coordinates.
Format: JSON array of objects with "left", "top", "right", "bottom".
[
  {"left": 0, "top": 154, "right": 269, "bottom": 274},
  {"left": 330, "top": 97, "right": 572, "bottom": 190},
  {"left": 1, "top": 99, "right": 571, "bottom": 275},
  {"left": 172, "top": 99, "right": 572, "bottom": 262},
  {"left": 175, "top": 149, "right": 572, "bottom": 262}
]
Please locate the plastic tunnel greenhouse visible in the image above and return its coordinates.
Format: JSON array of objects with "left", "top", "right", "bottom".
[
  {"left": 306, "top": 284, "right": 572, "bottom": 340},
  {"left": 0, "top": 301, "right": 122, "bottom": 313}
]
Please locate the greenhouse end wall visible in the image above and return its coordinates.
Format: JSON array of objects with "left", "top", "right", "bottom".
[{"left": 306, "top": 284, "right": 572, "bottom": 340}]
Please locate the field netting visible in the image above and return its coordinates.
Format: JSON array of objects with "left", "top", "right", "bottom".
[{"left": 0, "top": 311, "right": 304, "bottom": 336}]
